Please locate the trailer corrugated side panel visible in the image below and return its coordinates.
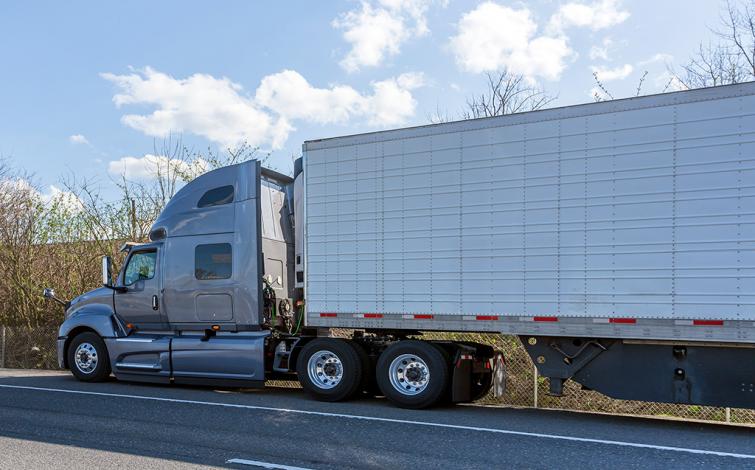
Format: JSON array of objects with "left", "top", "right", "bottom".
[{"left": 303, "top": 82, "right": 755, "bottom": 342}]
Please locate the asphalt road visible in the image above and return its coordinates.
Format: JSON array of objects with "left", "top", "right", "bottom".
[{"left": 0, "top": 369, "right": 753, "bottom": 470}]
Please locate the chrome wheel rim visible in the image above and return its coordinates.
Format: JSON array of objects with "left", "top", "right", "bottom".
[
  {"left": 74, "top": 342, "right": 98, "bottom": 374},
  {"left": 307, "top": 350, "right": 343, "bottom": 389},
  {"left": 389, "top": 353, "right": 430, "bottom": 396}
]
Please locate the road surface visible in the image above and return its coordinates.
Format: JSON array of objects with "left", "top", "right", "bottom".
[{"left": 0, "top": 369, "right": 753, "bottom": 469}]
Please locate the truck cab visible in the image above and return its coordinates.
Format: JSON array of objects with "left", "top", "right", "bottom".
[{"left": 56, "top": 159, "right": 301, "bottom": 387}]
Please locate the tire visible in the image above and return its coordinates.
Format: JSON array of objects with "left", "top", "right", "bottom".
[
  {"left": 376, "top": 340, "right": 450, "bottom": 409},
  {"left": 67, "top": 332, "right": 111, "bottom": 382},
  {"left": 296, "top": 338, "right": 363, "bottom": 402}
]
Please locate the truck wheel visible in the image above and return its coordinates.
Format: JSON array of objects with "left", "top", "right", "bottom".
[
  {"left": 376, "top": 340, "right": 449, "bottom": 409},
  {"left": 67, "top": 332, "right": 111, "bottom": 382},
  {"left": 296, "top": 339, "right": 363, "bottom": 402}
]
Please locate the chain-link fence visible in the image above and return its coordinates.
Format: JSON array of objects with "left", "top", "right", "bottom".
[
  {"left": 0, "top": 325, "right": 59, "bottom": 370},
  {"left": 2, "top": 325, "right": 752, "bottom": 425}
]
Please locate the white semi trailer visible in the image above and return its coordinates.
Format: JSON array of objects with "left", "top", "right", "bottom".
[{"left": 50, "top": 82, "right": 755, "bottom": 409}]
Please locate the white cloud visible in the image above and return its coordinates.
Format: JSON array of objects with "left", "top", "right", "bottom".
[
  {"left": 101, "top": 67, "right": 291, "bottom": 150},
  {"left": 103, "top": 68, "right": 426, "bottom": 149},
  {"left": 0, "top": 178, "right": 83, "bottom": 213},
  {"left": 548, "top": 0, "right": 629, "bottom": 33},
  {"left": 589, "top": 38, "right": 614, "bottom": 61},
  {"left": 333, "top": 0, "right": 437, "bottom": 72},
  {"left": 450, "top": 2, "right": 572, "bottom": 80},
  {"left": 255, "top": 70, "right": 365, "bottom": 125},
  {"left": 255, "top": 69, "right": 424, "bottom": 129},
  {"left": 107, "top": 154, "right": 207, "bottom": 180},
  {"left": 591, "top": 64, "right": 633, "bottom": 81},
  {"left": 638, "top": 53, "right": 674, "bottom": 66},
  {"left": 45, "top": 185, "right": 84, "bottom": 213},
  {"left": 366, "top": 72, "right": 424, "bottom": 125},
  {"left": 69, "top": 134, "right": 90, "bottom": 145}
]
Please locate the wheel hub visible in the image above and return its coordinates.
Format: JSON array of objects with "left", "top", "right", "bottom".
[
  {"left": 389, "top": 354, "right": 430, "bottom": 396},
  {"left": 307, "top": 350, "right": 343, "bottom": 390},
  {"left": 73, "top": 342, "right": 98, "bottom": 374}
]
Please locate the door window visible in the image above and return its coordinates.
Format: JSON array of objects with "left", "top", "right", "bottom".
[{"left": 123, "top": 251, "right": 157, "bottom": 285}]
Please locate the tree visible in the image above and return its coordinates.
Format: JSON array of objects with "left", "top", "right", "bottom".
[
  {"left": 674, "top": 0, "right": 755, "bottom": 88},
  {"left": 463, "top": 71, "right": 556, "bottom": 119},
  {"left": 430, "top": 70, "right": 556, "bottom": 123}
]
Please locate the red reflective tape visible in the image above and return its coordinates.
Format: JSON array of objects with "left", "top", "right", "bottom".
[
  {"left": 693, "top": 319, "right": 724, "bottom": 326},
  {"left": 319, "top": 313, "right": 337, "bottom": 318},
  {"left": 414, "top": 314, "right": 434, "bottom": 319},
  {"left": 609, "top": 318, "right": 636, "bottom": 324},
  {"left": 533, "top": 316, "right": 558, "bottom": 322},
  {"left": 476, "top": 315, "right": 499, "bottom": 321},
  {"left": 363, "top": 313, "right": 383, "bottom": 319}
]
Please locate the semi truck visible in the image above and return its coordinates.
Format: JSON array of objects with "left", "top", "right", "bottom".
[{"left": 47, "top": 82, "right": 755, "bottom": 409}]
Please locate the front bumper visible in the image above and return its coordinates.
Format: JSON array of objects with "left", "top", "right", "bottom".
[{"left": 57, "top": 337, "right": 66, "bottom": 369}]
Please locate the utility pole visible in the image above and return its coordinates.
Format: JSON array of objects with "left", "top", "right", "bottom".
[{"left": 130, "top": 198, "right": 137, "bottom": 239}]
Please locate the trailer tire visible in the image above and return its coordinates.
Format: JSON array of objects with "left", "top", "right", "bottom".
[
  {"left": 67, "top": 332, "right": 111, "bottom": 382},
  {"left": 376, "top": 340, "right": 449, "bottom": 409},
  {"left": 296, "top": 338, "right": 363, "bottom": 402}
]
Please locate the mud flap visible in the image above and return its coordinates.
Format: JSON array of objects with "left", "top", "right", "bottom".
[{"left": 492, "top": 353, "right": 506, "bottom": 398}]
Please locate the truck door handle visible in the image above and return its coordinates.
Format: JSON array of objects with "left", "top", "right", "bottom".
[{"left": 152, "top": 295, "right": 159, "bottom": 310}]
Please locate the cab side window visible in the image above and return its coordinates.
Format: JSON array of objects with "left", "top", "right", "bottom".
[
  {"left": 195, "top": 243, "right": 232, "bottom": 280},
  {"left": 123, "top": 251, "right": 157, "bottom": 285},
  {"left": 198, "top": 185, "right": 234, "bottom": 208}
]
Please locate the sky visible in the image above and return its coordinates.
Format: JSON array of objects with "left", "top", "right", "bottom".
[{"left": 0, "top": 0, "right": 726, "bottom": 199}]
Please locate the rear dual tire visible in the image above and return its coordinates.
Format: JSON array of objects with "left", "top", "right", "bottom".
[
  {"left": 296, "top": 338, "right": 364, "bottom": 402},
  {"left": 376, "top": 340, "right": 449, "bottom": 409},
  {"left": 297, "top": 338, "right": 452, "bottom": 409}
]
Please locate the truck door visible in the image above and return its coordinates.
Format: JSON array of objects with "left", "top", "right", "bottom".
[{"left": 114, "top": 247, "right": 165, "bottom": 328}]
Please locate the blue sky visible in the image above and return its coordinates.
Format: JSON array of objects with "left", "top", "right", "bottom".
[{"left": 0, "top": 1, "right": 724, "bottom": 197}]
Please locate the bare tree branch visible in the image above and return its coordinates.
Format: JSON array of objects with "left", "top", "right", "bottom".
[{"left": 673, "top": 0, "right": 755, "bottom": 88}]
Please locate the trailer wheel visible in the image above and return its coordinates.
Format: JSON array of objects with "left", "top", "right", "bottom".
[
  {"left": 67, "top": 332, "right": 111, "bottom": 382},
  {"left": 376, "top": 340, "right": 449, "bottom": 409},
  {"left": 296, "top": 338, "right": 363, "bottom": 402}
]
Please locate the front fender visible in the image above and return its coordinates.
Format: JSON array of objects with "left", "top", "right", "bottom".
[
  {"left": 58, "top": 304, "right": 121, "bottom": 340},
  {"left": 57, "top": 305, "right": 122, "bottom": 370}
]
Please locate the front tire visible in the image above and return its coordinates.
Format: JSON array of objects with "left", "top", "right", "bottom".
[
  {"left": 67, "top": 332, "right": 111, "bottom": 382},
  {"left": 376, "top": 340, "right": 450, "bottom": 409},
  {"left": 296, "top": 339, "right": 363, "bottom": 402}
]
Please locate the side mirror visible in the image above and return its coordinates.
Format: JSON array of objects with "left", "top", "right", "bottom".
[
  {"left": 102, "top": 256, "right": 113, "bottom": 286},
  {"left": 42, "top": 287, "right": 68, "bottom": 308},
  {"left": 102, "top": 255, "right": 128, "bottom": 292}
]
